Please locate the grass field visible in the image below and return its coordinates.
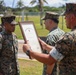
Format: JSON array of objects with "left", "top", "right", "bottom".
[{"left": 18, "top": 59, "right": 43, "bottom": 75}]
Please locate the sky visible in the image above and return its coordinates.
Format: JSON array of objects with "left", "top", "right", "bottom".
[{"left": 4, "top": 0, "right": 76, "bottom": 8}]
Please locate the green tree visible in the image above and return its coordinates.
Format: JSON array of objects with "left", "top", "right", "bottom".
[
  {"left": 16, "top": 0, "right": 25, "bottom": 21},
  {"left": 30, "top": 0, "right": 48, "bottom": 11},
  {"left": 30, "top": 0, "right": 48, "bottom": 28},
  {"left": 16, "top": 0, "right": 24, "bottom": 9},
  {"left": 0, "top": 0, "right": 5, "bottom": 12}
]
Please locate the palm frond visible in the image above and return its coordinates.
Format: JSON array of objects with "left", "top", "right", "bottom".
[
  {"left": 30, "top": 0, "right": 36, "bottom": 5},
  {"left": 43, "top": 0, "right": 48, "bottom": 4}
]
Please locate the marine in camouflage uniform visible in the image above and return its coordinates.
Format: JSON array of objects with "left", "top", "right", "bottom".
[
  {"left": 42, "top": 12, "right": 65, "bottom": 75},
  {"left": 0, "top": 14, "right": 20, "bottom": 75},
  {"left": 53, "top": 30, "right": 76, "bottom": 75},
  {"left": 49, "top": 3, "right": 76, "bottom": 75}
]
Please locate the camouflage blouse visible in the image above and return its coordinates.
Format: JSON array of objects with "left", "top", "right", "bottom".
[
  {"left": 0, "top": 30, "right": 20, "bottom": 75},
  {"left": 42, "top": 27, "right": 65, "bottom": 75},
  {"left": 54, "top": 29, "right": 76, "bottom": 75}
]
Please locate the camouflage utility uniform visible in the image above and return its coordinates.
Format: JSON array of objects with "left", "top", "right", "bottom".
[
  {"left": 0, "top": 30, "right": 20, "bottom": 75},
  {"left": 42, "top": 27, "right": 65, "bottom": 75},
  {"left": 50, "top": 29, "right": 76, "bottom": 75}
]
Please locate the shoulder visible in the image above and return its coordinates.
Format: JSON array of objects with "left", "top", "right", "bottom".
[
  {"left": 61, "top": 31, "right": 74, "bottom": 40},
  {"left": 52, "top": 28, "right": 65, "bottom": 35},
  {"left": 47, "top": 28, "right": 64, "bottom": 38},
  {"left": 62, "top": 30, "right": 76, "bottom": 42},
  {"left": 0, "top": 32, "right": 3, "bottom": 38},
  {"left": 12, "top": 33, "right": 17, "bottom": 38},
  {"left": 55, "top": 31, "right": 75, "bottom": 55},
  {"left": 56, "top": 32, "right": 72, "bottom": 44},
  {"left": 56, "top": 28, "right": 65, "bottom": 33}
]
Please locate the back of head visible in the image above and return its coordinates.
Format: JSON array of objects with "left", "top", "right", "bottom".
[{"left": 42, "top": 11, "right": 59, "bottom": 24}]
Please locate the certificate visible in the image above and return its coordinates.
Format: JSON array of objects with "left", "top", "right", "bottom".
[{"left": 19, "top": 21, "right": 42, "bottom": 53}]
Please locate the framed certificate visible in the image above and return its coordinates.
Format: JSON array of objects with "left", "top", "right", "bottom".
[{"left": 19, "top": 21, "right": 42, "bottom": 53}]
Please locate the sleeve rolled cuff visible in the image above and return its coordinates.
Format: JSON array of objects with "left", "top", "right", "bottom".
[{"left": 49, "top": 47, "right": 64, "bottom": 61}]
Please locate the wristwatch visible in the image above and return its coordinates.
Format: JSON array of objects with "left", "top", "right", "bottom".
[{"left": 25, "top": 50, "right": 31, "bottom": 59}]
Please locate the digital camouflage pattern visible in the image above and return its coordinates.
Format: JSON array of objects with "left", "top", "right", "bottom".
[
  {"left": 0, "top": 30, "right": 20, "bottom": 75},
  {"left": 42, "top": 27, "right": 65, "bottom": 75},
  {"left": 55, "top": 29, "right": 76, "bottom": 75}
]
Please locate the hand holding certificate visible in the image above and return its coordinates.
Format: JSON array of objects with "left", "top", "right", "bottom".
[{"left": 19, "top": 21, "right": 42, "bottom": 56}]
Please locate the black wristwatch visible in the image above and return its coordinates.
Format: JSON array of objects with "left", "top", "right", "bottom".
[{"left": 25, "top": 50, "right": 31, "bottom": 59}]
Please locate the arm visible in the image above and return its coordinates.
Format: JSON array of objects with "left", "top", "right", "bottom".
[
  {"left": 23, "top": 37, "right": 65, "bottom": 65},
  {"left": 23, "top": 44, "right": 56, "bottom": 65}
]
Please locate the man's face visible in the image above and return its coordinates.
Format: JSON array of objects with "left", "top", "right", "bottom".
[
  {"left": 44, "top": 19, "right": 52, "bottom": 30},
  {"left": 4, "top": 22, "right": 16, "bottom": 33}
]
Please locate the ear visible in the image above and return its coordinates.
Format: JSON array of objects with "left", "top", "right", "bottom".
[
  {"left": 4, "top": 22, "right": 8, "bottom": 27},
  {"left": 49, "top": 19, "right": 52, "bottom": 24},
  {"left": 4, "top": 22, "right": 7, "bottom": 25}
]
